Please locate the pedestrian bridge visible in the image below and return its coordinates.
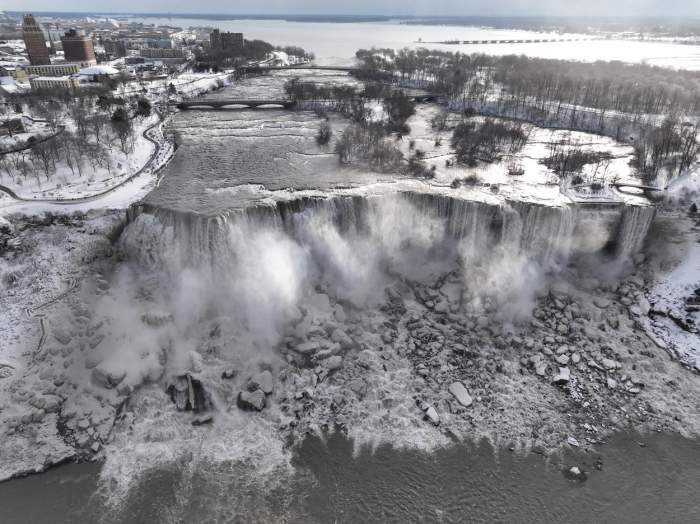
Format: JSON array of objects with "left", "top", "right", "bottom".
[
  {"left": 610, "top": 182, "right": 665, "bottom": 192},
  {"left": 239, "top": 65, "right": 363, "bottom": 73},
  {"left": 177, "top": 99, "right": 297, "bottom": 110}
]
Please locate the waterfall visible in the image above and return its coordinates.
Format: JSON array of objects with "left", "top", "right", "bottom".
[
  {"left": 508, "top": 201, "right": 577, "bottom": 268},
  {"left": 614, "top": 204, "right": 656, "bottom": 259},
  {"left": 121, "top": 193, "right": 654, "bottom": 276}
]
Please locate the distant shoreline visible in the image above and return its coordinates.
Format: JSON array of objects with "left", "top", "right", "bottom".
[{"left": 6, "top": 13, "right": 700, "bottom": 35}]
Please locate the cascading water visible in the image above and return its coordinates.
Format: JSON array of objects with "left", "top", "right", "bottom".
[
  {"left": 122, "top": 193, "right": 653, "bottom": 277},
  {"left": 614, "top": 204, "right": 657, "bottom": 259}
]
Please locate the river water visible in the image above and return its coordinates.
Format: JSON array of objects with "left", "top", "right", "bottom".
[{"left": 0, "top": 432, "right": 698, "bottom": 523}]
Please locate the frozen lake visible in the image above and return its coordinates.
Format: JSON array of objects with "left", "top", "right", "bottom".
[{"left": 131, "top": 17, "right": 700, "bottom": 70}]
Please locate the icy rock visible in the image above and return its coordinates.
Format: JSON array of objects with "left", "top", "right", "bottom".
[
  {"left": 52, "top": 328, "right": 72, "bottom": 346},
  {"left": 308, "top": 293, "right": 331, "bottom": 312},
  {"left": 221, "top": 369, "right": 237, "bottom": 380},
  {"left": 535, "top": 362, "right": 548, "bottom": 377},
  {"left": 90, "top": 442, "right": 101, "bottom": 453},
  {"left": 550, "top": 282, "right": 571, "bottom": 298},
  {"left": 633, "top": 297, "right": 651, "bottom": 316},
  {"left": 88, "top": 335, "right": 104, "bottom": 350},
  {"left": 141, "top": 311, "right": 173, "bottom": 327},
  {"left": 192, "top": 415, "right": 213, "bottom": 426},
  {"left": 237, "top": 389, "right": 265, "bottom": 411},
  {"left": 606, "top": 377, "right": 617, "bottom": 389},
  {"left": 294, "top": 341, "right": 319, "bottom": 355},
  {"left": 555, "top": 354, "right": 570, "bottom": 365},
  {"left": 331, "top": 329, "right": 353, "bottom": 349},
  {"left": 325, "top": 356, "right": 343, "bottom": 371},
  {"left": 601, "top": 358, "right": 620, "bottom": 370},
  {"left": 248, "top": 370, "right": 273, "bottom": 395},
  {"left": 92, "top": 365, "right": 126, "bottom": 389},
  {"left": 593, "top": 297, "right": 611, "bottom": 309},
  {"left": 349, "top": 378, "right": 367, "bottom": 397},
  {"left": 424, "top": 406, "right": 440, "bottom": 426},
  {"left": 42, "top": 395, "right": 61, "bottom": 414},
  {"left": 166, "top": 374, "right": 212, "bottom": 413},
  {"left": 448, "top": 382, "right": 473, "bottom": 407},
  {"left": 627, "top": 275, "right": 645, "bottom": 288},
  {"left": 567, "top": 436, "right": 580, "bottom": 447},
  {"left": 552, "top": 367, "right": 570, "bottom": 384},
  {"left": 565, "top": 466, "right": 587, "bottom": 481},
  {"left": 334, "top": 305, "right": 347, "bottom": 323},
  {"left": 571, "top": 353, "right": 581, "bottom": 364}
]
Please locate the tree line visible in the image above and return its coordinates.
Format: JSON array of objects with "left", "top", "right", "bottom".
[
  {"left": 354, "top": 47, "right": 700, "bottom": 181},
  {"left": 0, "top": 91, "right": 153, "bottom": 186}
]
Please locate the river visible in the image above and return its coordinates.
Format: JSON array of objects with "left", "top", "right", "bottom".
[{"left": 0, "top": 432, "right": 698, "bottom": 523}]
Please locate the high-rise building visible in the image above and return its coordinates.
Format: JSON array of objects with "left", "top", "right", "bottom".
[
  {"left": 210, "top": 29, "right": 243, "bottom": 52},
  {"left": 61, "top": 29, "right": 96, "bottom": 64},
  {"left": 102, "top": 38, "right": 127, "bottom": 58},
  {"left": 22, "top": 14, "right": 51, "bottom": 65}
]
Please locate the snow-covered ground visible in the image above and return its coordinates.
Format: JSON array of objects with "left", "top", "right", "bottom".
[
  {"left": 0, "top": 117, "right": 174, "bottom": 216},
  {"left": 639, "top": 165, "right": 700, "bottom": 370},
  {"left": 0, "top": 119, "right": 55, "bottom": 152},
  {"left": 402, "top": 105, "right": 637, "bottom": 204},
  {"left": 0, "top": 115, "right": 157, "bottom": 201}
]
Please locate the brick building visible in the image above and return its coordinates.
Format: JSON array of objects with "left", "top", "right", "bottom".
[
  {"left": 22, "top": 14, "right": 51, "bottom": 65},
  {"left": 61, "top": 29, "right": 96, "bottom": 64}
]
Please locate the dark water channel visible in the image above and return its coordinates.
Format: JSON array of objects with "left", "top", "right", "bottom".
[{"left": 1, "top": 431, "right": 697, "bottom": 523}]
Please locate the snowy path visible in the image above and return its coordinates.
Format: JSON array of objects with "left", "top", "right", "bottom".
[{"left": 0, "top": 115, "right": 175, "bottom": 215}]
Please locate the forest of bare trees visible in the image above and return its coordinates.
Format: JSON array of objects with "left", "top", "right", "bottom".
[
  {"left": 0, "top": 90, "right": 151, "bottom": 187},
  {"left": 355, "top": 48, "right": 700, "bottom": 182}
]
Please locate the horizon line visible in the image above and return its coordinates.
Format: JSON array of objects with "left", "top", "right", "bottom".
[{"left": 6, "top": 11, "right": 700, "bottom": 20}]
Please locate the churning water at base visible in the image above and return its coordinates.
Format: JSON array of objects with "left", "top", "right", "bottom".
[{"left": 1, "top": 432, "right": 698, "bottom": 523}]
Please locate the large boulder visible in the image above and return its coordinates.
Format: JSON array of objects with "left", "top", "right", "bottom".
[
  {"left": 248, "top": 370, "right": 273, "bottom": 395},
  {"left": 166, "top": 374, "right": 212, "bottom": 413},
  {"left": 448, "top": 382, "right": 473, "bottom": 407},
  {"left": 325, "top": 355, "right": 343, "bottom": 371},
  {"left": 92, "top": 364, "right": 126, "bottom": 389},
  {"left": 552, "top": 367, "right": 571, "bottom": 385},
  {"left": 237, "top": 389, "right": 265, "bottom": 411}
]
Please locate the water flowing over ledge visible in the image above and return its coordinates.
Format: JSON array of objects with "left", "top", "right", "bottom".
[{"left": 123, "top": 190, "right": 656, "bottom": 274}]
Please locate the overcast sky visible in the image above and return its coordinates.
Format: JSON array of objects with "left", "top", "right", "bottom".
[{"left": 5, "top": 0, "right": 700, "bottom": 17}]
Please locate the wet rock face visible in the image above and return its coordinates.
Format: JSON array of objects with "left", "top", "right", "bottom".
[
  {"left": 166, "top": 374, "right": 212, "bottom": 413},
  {"left": 248, "top": 370, "right": 274, "bottom": 395},
  {"left": 237, "top": 389, "right": 265, "bottom": 411}
]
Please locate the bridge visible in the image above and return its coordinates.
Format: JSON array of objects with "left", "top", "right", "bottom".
[
  {"left": 570, "top": 182, "right": 665, "bottom": 200},
  {"left": 177, "top": 93, "right": 442, "bottom": 110},
  {"left": 611, "top": 182, "right": 666, "bottom": 199},
  {"left": 611, "top": 182, "right": 665, "bottom": 192},
  {"left": 422, "top": 37, "right": 602, "bottom": 45},
  {"left": 177, "top": 99, "right": 297, "bottom": 110},
  {"left": 238, "top": 65, "right": 364, "bottom": 74}
]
